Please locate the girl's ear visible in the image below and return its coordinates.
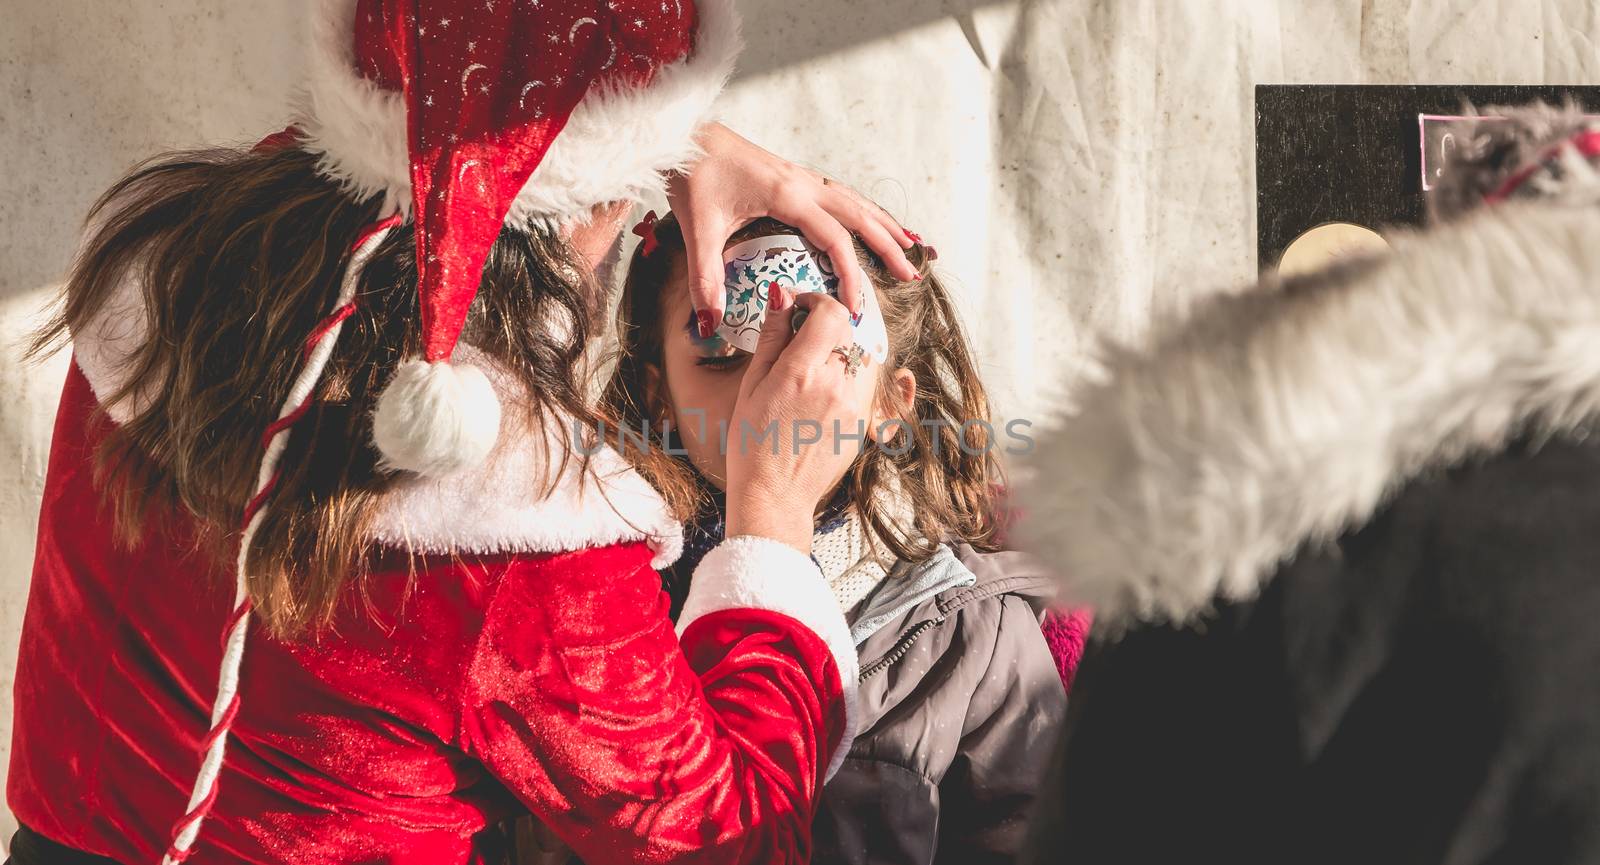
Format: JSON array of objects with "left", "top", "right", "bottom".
[
  {"left": 868, "top": 368, "right": 917, "bottom": 442},
  {"left": 642, "top": 362, "right": 670, "bottom": 424}
]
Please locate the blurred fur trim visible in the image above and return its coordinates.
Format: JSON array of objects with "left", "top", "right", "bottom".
[{"left": 1018, "top": 195, "right": 1600, "bottom": 630}]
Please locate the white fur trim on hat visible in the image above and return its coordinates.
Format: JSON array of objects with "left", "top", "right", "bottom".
[
  {"left": 676, "top": 535, "right": 860, "bottom": 780},
  {"left": 296, "top": 0, "right": 742, "bottom": 224},
  {"left": 367, "top": 439, "right": 684, "bottom": 569}
]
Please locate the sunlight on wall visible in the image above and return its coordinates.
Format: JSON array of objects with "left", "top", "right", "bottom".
[{"left": 0, "top": 285, "right": 69, "bottom": 843}]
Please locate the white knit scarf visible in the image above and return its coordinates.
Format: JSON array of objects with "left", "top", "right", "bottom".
[{"left": 812, "top": 498, "right": 914, "bottom": 613}]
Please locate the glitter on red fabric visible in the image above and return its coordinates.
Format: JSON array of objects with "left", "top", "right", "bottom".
[{"left": 349, "top": 0, "right": 697, "bottom": 361}]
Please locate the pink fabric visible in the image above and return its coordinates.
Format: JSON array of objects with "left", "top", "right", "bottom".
[{"left": 1041, "top": 609, "right": 1092, "bottom": 693}]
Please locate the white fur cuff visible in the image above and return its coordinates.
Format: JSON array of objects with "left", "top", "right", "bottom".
[{"left": 677, "top": 535, "right": 860, "bottom": 780}]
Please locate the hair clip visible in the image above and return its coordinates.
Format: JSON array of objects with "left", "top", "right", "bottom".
[
  {"left": 252, "top": 125, "right": 302, "bottom": 154},
  {"left": 631, "top": 210, "right": 661, "bottom": 257}
]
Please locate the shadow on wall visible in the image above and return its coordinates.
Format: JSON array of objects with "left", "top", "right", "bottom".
[
  {"left": 732, "top": 0, "right": 1009, "bottom": 81},
  {"left": 1, "top": 0, "right": 1016, "bottom": 298},
  {"left": 0, "top": 3, "right": 302, "bottom": 302},
  {"left": 984, "top": 0, "right": 1276, "bottom": 382}
]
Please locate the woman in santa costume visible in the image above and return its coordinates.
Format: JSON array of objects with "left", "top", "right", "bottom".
[{"left": 6, "top": 1, "right": 921, "bottom": 863}]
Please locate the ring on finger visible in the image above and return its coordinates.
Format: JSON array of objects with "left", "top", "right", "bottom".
[{"left": 829, "top": 343, "right": 866, "bottom": 377}]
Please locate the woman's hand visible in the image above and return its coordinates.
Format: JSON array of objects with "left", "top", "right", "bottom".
[
  {"left": 723, "top": 289, "right": 870, "bottom": 554},
  {"left": 666, "top": 123, "right": 918, "bottom": 338}
]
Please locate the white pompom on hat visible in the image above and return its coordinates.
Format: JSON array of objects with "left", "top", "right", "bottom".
[{"left": 371, "top": 359, "right": 501, "bottom": 476}]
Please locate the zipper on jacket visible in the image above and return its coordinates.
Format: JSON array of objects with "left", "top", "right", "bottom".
[{"left": 858, "top": 617, "right": 943, "bottom": 682}]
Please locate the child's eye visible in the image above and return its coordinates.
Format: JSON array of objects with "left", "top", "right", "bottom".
[{"left": 694, "top": 353, "right": 750, "bottom": 371}]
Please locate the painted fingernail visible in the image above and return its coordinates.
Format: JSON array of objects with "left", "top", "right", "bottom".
[
  {"left": 905, "top": 229, "right": 924, "bottom": 244},
  {"left": 913, "top": 273, "right": 924, "bottom": 281},
  {"left": 850, "top": 310, "right": 863, "bottom": 326},
  {"left": 697, "top": 309, "right": 719, "bottom": 340},
  {"left": 926, "top": 245, "right": 939, "bottom": 261},
  {"left": 767, "top": 281, "right": 786, "bottom": 311}
]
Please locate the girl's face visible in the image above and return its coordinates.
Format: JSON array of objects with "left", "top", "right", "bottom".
[{"left": 651, "top": 255, "right": 913, "bottom": 493}]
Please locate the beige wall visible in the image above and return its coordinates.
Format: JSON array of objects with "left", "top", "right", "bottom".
[{"left": 2, "top": 0, "right": 1597, "bottom": 844}]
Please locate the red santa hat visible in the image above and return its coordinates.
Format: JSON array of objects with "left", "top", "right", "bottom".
[{"left": 299, "top": 0, "right": 740, "bottom": 476}]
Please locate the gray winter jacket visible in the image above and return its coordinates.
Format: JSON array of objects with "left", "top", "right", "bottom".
[{"left": 813, "top": 543, "right": 1066, "bottom": 865}]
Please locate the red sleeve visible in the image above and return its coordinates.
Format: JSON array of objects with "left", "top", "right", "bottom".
[{"left": 457, "top": 537, "right": 857, "bottom": 865}]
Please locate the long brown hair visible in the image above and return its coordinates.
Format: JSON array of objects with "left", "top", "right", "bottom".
[
  {"left": 602, "top": 214, "right": 1002, "bottom": 563},
  {"left": 29, "top": 142, "right": 603, "bottom": 638}
]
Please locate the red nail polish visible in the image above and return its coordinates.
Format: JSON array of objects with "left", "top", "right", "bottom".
[
  {"left": 926, "top": 245, "right": 939, "bottom": 261},
  {"left": 913, "top": 273, "right": 924, "bottom": 281},
  {"left": 766, "top": 282, "right": 785, "bottom": 311},
  {"left": 905, "top": 229, "right": 924, "bottom": 244},
  {"left": 697, "top": 309, "right": 719, "bottom": 339}
]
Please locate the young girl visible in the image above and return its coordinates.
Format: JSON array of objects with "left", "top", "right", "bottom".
[{"left": 602, "top": 213, "right": 1068, "bottom": 865}]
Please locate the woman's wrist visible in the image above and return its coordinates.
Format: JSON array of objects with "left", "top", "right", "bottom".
[{"left": 725, "top": 497, "right": 815, "bottom": 555}]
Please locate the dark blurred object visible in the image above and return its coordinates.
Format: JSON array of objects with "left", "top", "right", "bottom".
[
  {"left": 5, "top": 826, "right": 123, "bottom": 865},
  {"left": 507, "top": 817, "right": 577, "bottom": 865},
  {"left": 1024, "top": 110, "right": 1600, "bottom": 864}
]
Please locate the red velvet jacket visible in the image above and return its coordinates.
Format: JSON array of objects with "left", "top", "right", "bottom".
[{"left": 9, "top": 361, "right": 858, "bottom": 864}]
